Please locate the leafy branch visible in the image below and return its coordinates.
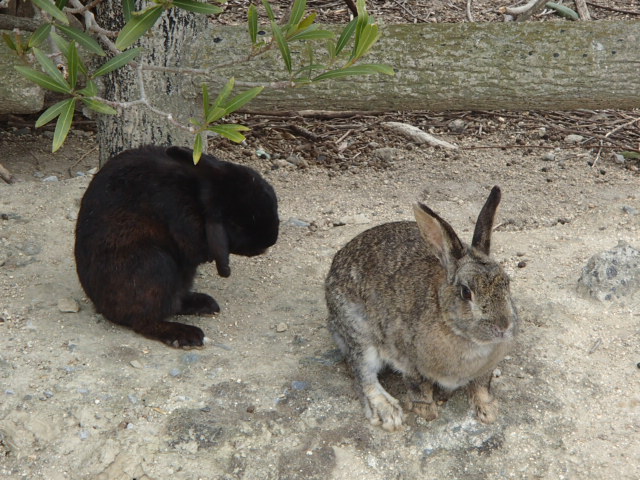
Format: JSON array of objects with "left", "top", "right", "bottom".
[{"left": 5, "top": 0, "right": 393, "bottom": 160}]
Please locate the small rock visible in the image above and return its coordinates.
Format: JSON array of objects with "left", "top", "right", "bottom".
[
  {"left": 291, "top": 381, "right": 309, "bottom": 391},
  {"left": 517, "top": 261, "right": 527, "bottom": 268},
  {"left": 87, "top": 167, "right": 98, "bottom": 175},
  {"left": 276, "top": 322, "right": 288, "bottom": 333},
  {"left": 129, "top": 360, "right": 144, "bottom": 369},
  {"left": 286, "top": 154, "right": 309, "bottom": 168},
  {"left": 169, "top": 368, "right": 182, "bottom": 377},
  {"left": 542, "top": 152, "right": 556, "bottom": 162},
  {"left": 42, "top": 175, "right": 59, "bottom": 182},
  {"left": 58, "top": 297, "right": 80, "bottom": 313},
  {"left": 448, "top": 119, "right": 466, "bottom": 133},
  {"left": 181, "top": 352, "right": 200, "bottom": 364},
  {"left": 256, "top": 148, "right": 271, "bottom": 160},
  {"left": 564, "top": 134, "right": 584, "bottom": 144},
  {"left": 33, "top": 171, "right": 45, "bottom": 179},
  {"left": 612, "top": 153, "right": 626, "bottom": 165},
  {"left": 43, "top": 390, "right": 54, "bottom": 399},
  {"left": 285, "top": 217, "right": 311, "bottom": 228},
  {"left": 622, "top": 206, "right": 638, "bottom": 215},
  {"left": 535, "top": 127, "right": 547, "bottom": 138},
  {"left": 372, "top": 147, "right": 402, "bottom": 165}
]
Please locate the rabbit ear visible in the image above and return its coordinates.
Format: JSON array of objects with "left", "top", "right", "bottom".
[
  {"left": 205, "top": 221, "right": 231, "bottom": 277},
  {"left": 413, "top": 203, "right": 465, "bottom": 275},
  {"left": 471, "top": 186, "right": 501, "bottom": 255}
]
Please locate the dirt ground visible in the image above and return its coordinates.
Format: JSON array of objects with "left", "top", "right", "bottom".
[{"left": 1, "top": 1, "right": 640, "bottom": 479}]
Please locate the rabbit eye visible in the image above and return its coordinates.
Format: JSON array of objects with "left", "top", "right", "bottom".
[{"left": 460, "top": 285, "right": 473, "bottom": 301}]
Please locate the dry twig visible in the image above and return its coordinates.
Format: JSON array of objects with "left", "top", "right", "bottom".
[
  {"left": 0, "top": 163, "right": 15, "bottom": 184},
  {"left": 574, "top": 0, "right": 592, "bottom": 20}
]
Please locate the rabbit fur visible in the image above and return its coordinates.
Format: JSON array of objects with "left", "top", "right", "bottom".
[
  {"left": 75, "top": 145, "right": 279, "bottom": 348},
  {"left": 325, "top": 186, "right": 517, "bottom": 431}
]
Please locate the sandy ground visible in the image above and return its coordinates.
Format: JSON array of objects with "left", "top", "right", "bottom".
[{"left": 0, "top": 122, "right": 639, "bottom": 480}]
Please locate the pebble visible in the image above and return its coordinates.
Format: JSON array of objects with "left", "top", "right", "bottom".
[
  {"left": 128, "top": 394, "right": 139, "bottom": 404},
  {"left": 613, "top": 153, "right": 626, "bottom": 165},
  {"left": 87, "top": 167, "right": 98, "bottom": 175},
  {"left": 170, "top": 368, "right": 182, "bottom": 377},
  {"left": 181, "top": 352, "right": 200, "bottom": 364},
  {"left": 542, "top": 152, "right": 556, "bottom": 162},
  {"left": 285, "top": 217, "right": 311, "bottom": 228},
  {"left": 256, "top": 148, "right": 271, "bottom": 160},
  {"left": 276, "top": 322, "right": 288, "bottom": 333},
  {"left": 42, "top": 175, "right": 59, "bottom": 182},
  {"left": 339, "top": 214, "right": 371, "bottom": 225},
  {"left": 291, "top": 381, "right": 309, "bottom": 391},
  {"left": 517, "top": 261, "right": 527, "bottom": 268},
  {"left": 129, "top": 360, "right": 144, "bottom": 369},
  {"left": 286, "top": 154, "right": 308, "bottom": 168},
  {"left": 622, "top": 206, "right": 638, "bottom": 215},
  {"left": 564, "top": 134, "right": 584, "bottom": 144},
  {"left": 448, "top": 119, "right": 466, "bottom": 133},
  {"left": 43, "top": 390, "right": 54, "bottom": 399},
  {"left": 57, "top": 297, "right": 80, "bottom": 313}
]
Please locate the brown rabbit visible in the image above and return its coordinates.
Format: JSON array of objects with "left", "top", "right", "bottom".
[{"left": 325, "top": 186, "right": 517, "bottom": 431}]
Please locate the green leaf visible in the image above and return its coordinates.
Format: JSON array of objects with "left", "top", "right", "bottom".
[
  {"left": 92, "top": 48, "right": 141, "bottom": 77},
  {"left": 297, "top": 13, "right": 316, "bottom": 31},
  {"left": 261, "top": 0, "right": 275, "bottom": 21},
  {"left": 28, "top": 24, "right": 52, "bottom": 49},
  {"left": 2, "top": 32, "right": 18, "bottom": 52},
  {"left": 222, "top": 86, "right": 264, "bottom": 116},
  {"left": 56, "top": 23, "right": 106, "bottom": 56},
  {"left": 209, "top": 124, "right": 250, "bottom": 143},
  {"left": 620, "top": 151, "right": 640, "bottom": 160},
  {"left": 116, "top": 5, "right": 163, "bottom": 50},
  {"left": 335, "top": 17, "right": 356, "bottom": 55},
  {"left": 51, "top": 30, "right": 69, "bottom": 56},
  {"left": 288, "top": 27, "right": 334, "bottom": 42},
  {"left": 32, "top": 0, "right": 69, "bottom": 25},
  {"left": 287, "top": 0, "right": 306, "bottom": 29},
  {"left": 271, "top": 21, "right": 292, "bottom": 73},
  {"left": 33, "top": 47, "right": 68, "bottom": 86},
  {"left": 248, "top": 3, "right": 258, "bottom": 44},
  {"left": 122, "top": 0, "right": 135, "bottom": 22},
  {"left": 78, "top": 79, "right": 98, "bottom": 96},
  {"left": 81, "top": 98, "right": 118, "bottom": 115},
  {"left": 312, "top": 63, "right": 394, "bottom": 82},
  {"left": 52, "top": 98, "right": 76, "bottom": 152},
  {"left": 55, "top": 0, "right": 69, "bottom": 9},
  {"left": 172, "top": 0, "right": 223, "bottom": 15},
  {"left": 14, "top": 66, "right": 72, "bottom": 93},
  {"left": 193, "top": 133, "right": 204, "bottom": 164},
  {"left": 67, "top": 40, "right": 79, "bottom": 88},
  {"left": 35, "top": 98, "right": 71, "bottom": 127},
  {"left": 213, "top": 77, "right": 235, "bottom": 108},
  {"left": 353, "top": 22, "right": 379, "bottom": 60},
  {"left": 205, "top": 106, "right": 226, "bottom": 124},
  {"left": 545, "top": 2, "right": 579, "bottom": 20}
]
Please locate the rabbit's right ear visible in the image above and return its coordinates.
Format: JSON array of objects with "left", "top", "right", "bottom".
[
  {"left": 413, "top": 203, "right": 465, "bottom": 277},
  {"left": 471, "top": 186, "right": 501, "bottom": 255}
]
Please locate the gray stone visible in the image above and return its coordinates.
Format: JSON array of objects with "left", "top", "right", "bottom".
[
  {"left": 57, "top": 298, "right": 80, "bottom": 313},
  {"left": 542, "top": 152, "right": 556, "bottom": 162},
  {"left": 564, "top": 134, "right": 584, "bottom": 144},
  {"left": 577, "top": 241, "right": 640, "bottom": 302},
  {"left": 372, "top": 147, "right": 402, "bottom": 165},
  {"left": 42, "top": 176, "right": 59, "bottom": 183},
  {"left": 448, "top": 119, "right": 466, "bottom": 133}
]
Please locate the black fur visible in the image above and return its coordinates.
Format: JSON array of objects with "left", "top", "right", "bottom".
[{"left": 74, "top": 145, "right": 279, "bottom": 347}]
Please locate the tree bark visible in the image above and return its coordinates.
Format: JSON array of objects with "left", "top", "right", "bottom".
[
  {"left": 95, "top": 3, "right": 206, "bottom": 164},
  {"left": 92, "top": 17, "right": 640, "bottom": 164}
]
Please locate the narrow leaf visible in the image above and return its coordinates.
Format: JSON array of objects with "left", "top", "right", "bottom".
[
  {"left": 122, "top": 0, "right": 135, "bottom": 22},
  {"left": 297, "top": 13, "right": 316, "bottom": 31},
  {"left": 14, "top": 66, "right": 71, "bottom": 93},
  {"left": 209, "top": 124, "right": 250, "bottom": 143},
  {"left": 116, "top": 5, "right": 163, "bottom": 50},
  {"left": 248, "top": 3, "right": 258, "bottom": 44},
  {"left": 3, "top": 32, "right": 17, "bottom": 52},
  {"left": 271, "top": 21, "right": 292, "bottom": 73},
  {"left": 287, "top": 0, "right": 306, "bottom": 29},
  {"left": 205, "top": 106, "right": 226, "bottom": 124},
  {"left": 222, "top": 86, "right": 264, "bottom": 116},
  {"left": 67, "top": 40, "right": 79, "bottom": 88},
  {"left": 353, "top": 23, "right": 379, "bottom": 60},
  {"left": 213, "top": 77, "right": 235, "bottom": 108},
  {"left": 193, "top": 133, "right": 204, "bottom": 164},
  {"left": 51, "top": 30, "right": 69, "bottom": 56},
  {"left": 81, "top": 98, "right": 118, "bottom": 115},
  {"left": 35, "top": 98, "right": 71, "bottom": 127},
  {"left": 92, "top": 48, "right": 141, "bottom": 77},
  {"left": 261, "top": 0, "right": 275, "bottom": 21},
  {"left": 56, "top": 23, "right": 106, "bottom": 56},
  {"left": 55, "top": 0, "right": 69, "bottom": 9},
  {"left": 172, "top": 0, "right": 223, "bottom": 15},
  {"left": 28, "top": 24, "right": 52, "bottom": 48},
  {"left": 32, "top": 0, "right": 69, "bottom": 25},
  {"left": 335, "top": 17, "right": 356, "bottom": 55},
  {"left": 288, "top": 27, "right": 334, "bottom": 42},
  {"left": 52, "top": 98, "right": 76, "bottom": 152},
  {"left": 312, "top": 64, "right": 394, "bottom": 82},
  {"left": 33, "top": 47, "right": 69, "bottom": 88}
]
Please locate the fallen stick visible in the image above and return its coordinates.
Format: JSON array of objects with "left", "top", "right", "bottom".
[
  {"left": 382, "top": 122, "right": 458, "bottom": 149},
  {"left": 0, "top": 163, "right": 15, "bottom": 184}
]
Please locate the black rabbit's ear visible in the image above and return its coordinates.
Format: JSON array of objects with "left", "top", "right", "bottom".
[
  {"left": 472, "top": 186, "right": 501, "bottom": 255},
  {"left": 414, "top": 203, "right": 465, "bottom": 276},
  {"left": 205, "top": 221, "right": 231, "bottom": 277}
]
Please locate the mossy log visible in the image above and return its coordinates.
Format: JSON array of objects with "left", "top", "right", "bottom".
[{"left": 189, "top": 20, "right": 639, "bottom": 112}]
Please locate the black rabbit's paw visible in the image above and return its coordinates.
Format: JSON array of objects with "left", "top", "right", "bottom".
[
  {"left": 136, "top": 321, "right": 205, "bottom": 348},
  {"left": 179, "top": 292, "right": 220, "bottom": 316}
]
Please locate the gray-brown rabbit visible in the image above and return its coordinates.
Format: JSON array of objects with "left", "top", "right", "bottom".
[{"left": 325, "top": 186, "right": 517, "bottom": 431}]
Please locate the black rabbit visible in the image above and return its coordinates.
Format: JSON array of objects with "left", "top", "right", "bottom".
[{"left": 74, "top": 145, "right": 279, "bottom": 347}]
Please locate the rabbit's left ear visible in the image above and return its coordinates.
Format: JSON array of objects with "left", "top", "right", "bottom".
[
  {"left": 472, "top": 186, "right": 501, "bottom": 255},
  {"left": 206, "top": 220, "right": 231, "bottom": 277}
]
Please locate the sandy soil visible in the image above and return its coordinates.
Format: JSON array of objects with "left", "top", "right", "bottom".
[
  {"left": 1, "top": 116, "right": 639, "bottom": 479},
  {"left": 2, "top": 1, "right": 640, "bottom": 478}
]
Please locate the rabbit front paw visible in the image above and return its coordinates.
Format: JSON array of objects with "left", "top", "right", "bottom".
[
  {"left": 409, "top": 400, "right": 439, "bottom": 421},
  {"left": 135, "top": 321, "right": 205, "bottom": 349},
  {"left": 178, "top": 292, "right": 220, "bottom": 316},
  {"left": 363, "top": 384, "right": 405, "bottom": 431},
  {"left": 470, "top": 385, "right": 498, "bottom": 424}
]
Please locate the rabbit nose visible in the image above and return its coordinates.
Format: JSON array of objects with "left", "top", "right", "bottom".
[{"left": 493, "top": 317, "right": 511, "bottom": 337}]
